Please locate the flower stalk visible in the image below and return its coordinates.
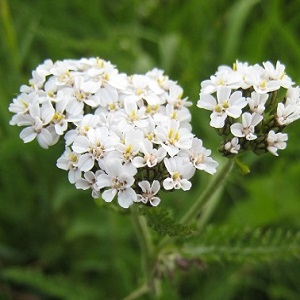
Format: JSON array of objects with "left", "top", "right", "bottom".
[
  {"left": 130, "top": 205, "right": 156, "bottom": 297},
  {"left": 180, "top": 158, "right": 235, "bottom": 225}
]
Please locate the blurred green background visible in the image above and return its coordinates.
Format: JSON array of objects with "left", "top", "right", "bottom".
[{"left": 1, "top": 0, "right": 300, "bottom": 299}]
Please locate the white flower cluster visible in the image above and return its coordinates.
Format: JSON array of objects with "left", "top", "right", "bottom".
[
  {"left": 197, "top": 61, "right": 300, "bottom": 156},
  {"left": 9, "top": 57, "right": 218, "bottom": 208}
]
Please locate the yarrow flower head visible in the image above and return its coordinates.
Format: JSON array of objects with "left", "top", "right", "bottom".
[
  {"left": 9, "top": 57, "right": 219, "bottom": 208},
  {"left": 197, "top": 60, "right": 300, "bottom": 157}
]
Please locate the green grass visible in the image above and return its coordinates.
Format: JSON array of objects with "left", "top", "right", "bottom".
[{"left": 1, "top": 0, "right": 300, "bottom": 299}]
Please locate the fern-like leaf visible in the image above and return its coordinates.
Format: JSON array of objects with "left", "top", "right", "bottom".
[
  {"left": 182, "top": 226, "right": 300, "bottom": 264},
  {"left": 139, "top": 206, "right": 197, "bottom": 237}
]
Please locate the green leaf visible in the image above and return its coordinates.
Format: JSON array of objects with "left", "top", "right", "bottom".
[
  {"left": 182, "top": 226, "right": 300, "bottom": 264},
  {"left": 158, "top": 33, "right": 181, "bottom": 72},
  {"left": 222, "top": 0, "right": 260, "bottom": 61},
  {"left": 0, "top": 267, "right": 100, "bottom": 300},
  {"left": 234, "top": 157, "right": 251, "bottom": 174},
  {"left": 139, "top": 206, "right": 197, "bottom": 237}
]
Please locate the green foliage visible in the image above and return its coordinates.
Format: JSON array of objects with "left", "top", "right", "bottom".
[
  {"left": 183, "top": 226, "right": 300, "bottom": 264},
  {"left": 140, "top": 206, "right": 197, "bottom": 237},
  {"left": 1, "top": 0, "right": 300, "bottom": 299},
  {"left": 0, "top": 268, "right": 99, "bottom": 300}
]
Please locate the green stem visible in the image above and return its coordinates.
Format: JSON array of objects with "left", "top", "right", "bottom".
[
  {"left": 157, "top": 158, "right": 235, "bottom": 252},
  {"left": 123, "top": 283, "right": 149, "bottom": 300},
  {"left": 0, "top": 0, "right": 21, "bottom": 69},
  {"left": 130, "top": 205, "right": 156, "bottom": 296},
  {"left": 180, "top": 158, "right": 235, "bottom": 225}
]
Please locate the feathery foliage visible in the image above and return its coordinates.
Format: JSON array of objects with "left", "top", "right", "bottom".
[
  {"left": 140, "top": 206, "right": 197, "bottom": 237},
  {"left": 182, "top": 226, "right": 300, "bottom": 264}
]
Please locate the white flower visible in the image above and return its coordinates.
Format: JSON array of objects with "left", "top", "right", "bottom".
[
  {"left": 146, "top": 68, "right": 173, "bottom": 90},
  {"left": 285, "top": 86, "right": 300, "bottom": 105},
  {"left": 166, "top": 83, "right": 192, "bottom": 109},
  {"left": 29, "top": 59, "right": 53, "bottom": 88},
  {"left": 263, "top": 61, "right": 293, "bottom": 89},
  {"left": 50, "top": 60, "right": 77, "bottom": 86},
  {"left": 50, "top": 97, "right": 71, "bottom": 136},
  {"left": 18, "top": 101, "right": 56, "bottom": 148},
  {"left": 267, "top": 130, "right": 288, "bottom": 156},
  {"left": 276, "top": 102, "right": 300, "bottom": 126},
  {"left": 60, "top": 76, "right": 99, "bottom": 116},
  {"left": 96, "top": 160, "right": 137, "bottom": 208},
  {"left": 96, "top": 85, "right": 121, "bottom": 110},
  {"left": 115, "top": 128, "right": 144, "bottom": 164},
  {"left": 197, "top": 86, "right": 247, "bottom": 128},
  {"left": 75, "top": 170, "right": 103, "bottom": 198},
  {"left": 247, "top": 65, "right": 280, "bottom": 94},
  {"left": 165, "top": 104, "right": 192, "bottom": 127},
  {"left": 125, "top": 74, "right": 163, "bottom": 106},
  {"left": 179, "top": 138, "right": 218, "bottom": 175},
  {"left": 230, "top": 112, "right": 263, "bottom": 140},
  {"left": 136, "top": 180, "right": 161, "bottom": 206},
  {"left": 155, "top": 119, "right": 193, "bottom": 157},
  {"left": 139, "top": 117, "right": 157, "bottom": 143},
  {"left": 163, "top": 157, "right": 195, "bottom": 191},
  {"left": 72, "top": 127, "right": 116, "bottom": 172},
  {"left": 9, "top": 92, "right": 37, "bottom": 116},
  {"left": 64, "top": 114, "right": 101, "bottom": 145},
  {"left": 124, "top": 98, "right": 148, "bottom": 127},
  {"left": 247, "top": 91, "right": 268, "bottom": 114},
  {"left": 56, "top": 147, "right": 81, "bottom": 184},
  {"left": 224, "top": 137, "right": 240, "bottom": 154},
  {"left": 83, "top": 60, "right": 128, "bottom": 92},
  {"left": 200, "top": 69, "right": 243, "bottom": 94},
  {"left": 132, "top": 139, "right": 166, "bottom": 168}
]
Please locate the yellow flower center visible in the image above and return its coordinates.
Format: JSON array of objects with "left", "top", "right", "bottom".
[
  {"left": 124, "top": 145, "right": 133, "bottom": 160},
  {"left": 69, "top": 153, "right": 78, "bottom": 163},
  {"left": 52, "top": 112, "right": 65, "bottom": 123},
  {"left": 260, "top": 80, "right": 267, "bottom": 89},
  {"left": 146, "top": 104, "right": 159, "bottom": 115},
  {"left": 172, "top": 172, "right": 181, "bottom": 181},
  {"left": 223, "top": 100, "right": 229, "bottom": 109},
  {"left": 215, "top": 104, "right": 222, "bottom": 113},
  {"left": 129, "top": 110, "right": 138, "bottom": 121},
  {"left": 168, "top": 129, "right": 180, "bottom": 145}
]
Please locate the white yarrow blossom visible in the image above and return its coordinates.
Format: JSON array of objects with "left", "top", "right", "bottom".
[
  {"left": 155, "top": 119, "right": 193, "bottom": 156},
  {"left": 163, "top": 157, "right": 195, "bottom": 191},
  {"left": 75, "top": 170, "right": 103, "bottom": 198},
  {"left": 224, "top": 137, "right": 240, "bottom": 154},
  {"left": 97, "top": 160, "right": 137, "bottom": 208},
  {"left": 276, "top": 102, "right": 300, "bottom": 126},
  {"left": 136, "top": 180, "right": 161, "bottom": 206},
  {"left": 56, "top": 147, "right": 81, "bottom": 184},
  {"left": 263, "top": 61, "right": 294, "bottom": 89},
  {"left": 267, "top": 130, "right": 288, "bottom": 156},
  {"left": 230, "top": 112, "right": 263, "bottom": 140},
  {"left": 72, "top": 127, "right": 116, "bottom": 171},
  {"left": 247, "top": 92, "right": 268, "bottom": 114},
  {"left": 9, "top": 57, "right": 220, "bottom": 208},
  {"left": 197, "top": 86, "right": 247, "bottom": 128},
  {"left": 200, "top": 69, "right": 243, "bottom": 94},
  {"left": 198, "top": 60, "right": 300, "bottom": 157},
  {"left": 132, "top": 139, "right": 166, "bottom": 168},
  {"left": 179, "top": 138, "right": 218, "bottom": 175},
  {"left": 18, "top": 101, "right": 56, "bottom": 148}
]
